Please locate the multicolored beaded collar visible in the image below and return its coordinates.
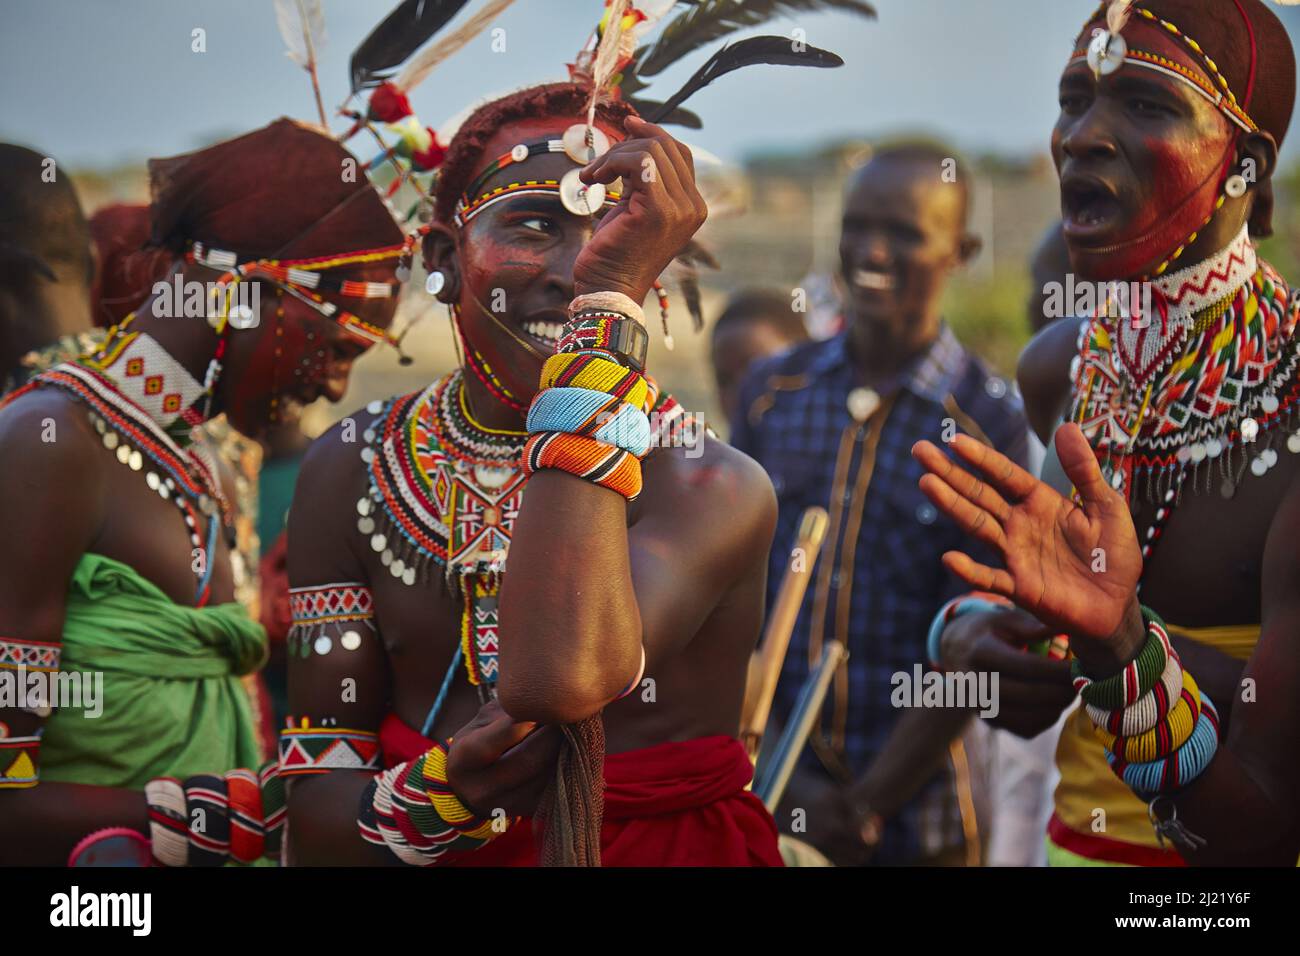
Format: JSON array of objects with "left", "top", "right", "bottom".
[
  {"left": 1071, "top": 229, "right": 1300, "bottom": 510},
  {"left": 2, "top": 328, "right": 233, "bottom": 606}
]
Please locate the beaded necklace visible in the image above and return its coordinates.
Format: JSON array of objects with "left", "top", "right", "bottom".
[
  {"left": 3, "top": 321, "right": 233, "bottom": 606},
  {"left": 1070, "top": 231, "right": 1300, "bottom": 565},
  {"left": 356, "top": 366, "right": 701, "bottom": 727}
]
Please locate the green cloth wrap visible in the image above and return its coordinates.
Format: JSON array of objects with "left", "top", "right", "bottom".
[{"left": 39, "top": 552, "right": 268, "bottom": 790}]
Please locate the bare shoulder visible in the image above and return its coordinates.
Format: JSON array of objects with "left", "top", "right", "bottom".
[
  {"left": 0, "top": 388, "right": 104, "bottom": 487},
  {"left": 642, "top": 434, "right": 778, "bottom": 552},
  {"left": 1017, "top": 316, "right": 1082, "bottom": 443}
]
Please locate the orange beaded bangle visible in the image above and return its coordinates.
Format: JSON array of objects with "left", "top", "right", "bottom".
[{"left": 523, "top": 431, "right": 643, "bottom": 499}]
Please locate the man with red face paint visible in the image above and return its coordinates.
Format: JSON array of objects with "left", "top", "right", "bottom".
[
  {"left": 0, "top": 118, "right": 407, "bottom": 866},
  {"left": 284, "top": 82, "right": 783, "bottom": 867},
  {"left": 917, "top": 0, "right": 1300, "bottom": 866}
]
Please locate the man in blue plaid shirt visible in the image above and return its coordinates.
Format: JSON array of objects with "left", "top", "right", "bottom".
[{"left": 732, "top": 143, "right": 1029, "bottom": 865}]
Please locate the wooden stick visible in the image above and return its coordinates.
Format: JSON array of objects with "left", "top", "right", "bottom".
[
  {"left": 741, "top": 506, "right": 828, "bottom": 762},
  {"left": 755, "top": 640, "right": 848, "bottom": 813}
]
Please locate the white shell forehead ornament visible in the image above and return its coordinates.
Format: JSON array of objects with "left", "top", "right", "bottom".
[{"left": 1087, "top": 0, "right": 1135, "bottom": 81}]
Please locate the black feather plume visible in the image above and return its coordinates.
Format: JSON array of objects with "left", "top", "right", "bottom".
[
  {"left": 646, "top": 36, "right": 843, "bottom": 124},
  {"left": 350, "top": 0, "right": 474, "bottom": 93},
  {"left": 637, "top": 0, "right": 874, "bottom": 78},
  {"left": 626, "top": 98, "right": 703, "bottom": 129}
]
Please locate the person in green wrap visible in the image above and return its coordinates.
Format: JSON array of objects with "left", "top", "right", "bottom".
[{"left": 0, "top": 119, "right": 407, "bottom": 866}]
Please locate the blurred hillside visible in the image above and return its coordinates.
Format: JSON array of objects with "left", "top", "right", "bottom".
[{"left": 67, "top": 143, "right": 1300, "bottom": 440}]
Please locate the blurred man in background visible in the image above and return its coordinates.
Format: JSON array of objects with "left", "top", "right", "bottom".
[
  {"left": 732, "top": 142, "right": 1030, "bottom": 865},
  {"left": 711, "top": 287, "right": 809, "bottom": 429}
]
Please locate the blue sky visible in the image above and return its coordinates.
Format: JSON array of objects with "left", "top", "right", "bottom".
[{"left": 4, "top": 1, "right": 1300, "bottom": 169}]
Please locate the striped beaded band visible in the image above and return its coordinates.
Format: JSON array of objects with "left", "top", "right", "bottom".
[
  {"left": 1086, "top": 650, "right": 1183, "bottom": 737},
  {"left": 189, "top": 242, "right": 404, "bottom": 297},
  {"left": 1072, "top": 607, "right": 1172, "bottom": 710},
  {"left": 454, "top": 180, "right": 622, "bottom": 228},
  {"left": 225, "top": 769, "right": 265, "bottom": 864},
  {"left": 144, "top": 777, "right": 189, "bottom": 867},
  {"left": 523, "top": 430, "right": 643, "bottom": 500},
  {"left": 541, "top": 352, "right": 650, "bottom": 410},
  {"left": 182, "top": 773, "right": 231, "bottom": 867},
  {"left": 1094, "top": 668, "right": 1200, "bottom": 763},
  {"left": 1107, "top": 692, "right": 1220, "bottom": 799},
  {"left": 527, "top": 386, "right": 652, "bottom": 458}
]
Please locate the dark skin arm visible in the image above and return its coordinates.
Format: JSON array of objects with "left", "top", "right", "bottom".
[
  {"left": 0, "top": 393, "right": 149, "bottom": 865},
  {"left": 496, "top": 117, "right": 718, "bottom": 723},
  {"left": 914, "top": 426, "right": 1300, "bottom": 864}
]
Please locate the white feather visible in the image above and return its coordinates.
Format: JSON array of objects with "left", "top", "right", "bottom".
[
  {"left": 274, "top": 0, "right": 326, "bottom": 69},
  {"left": 586, "top": 0, "right": 632, "bottom": 126},
  {"left": 1107, "top": 0, "right": 1135, "bottom": 35},
  {"left": 395, "top": 0, "right": 519, "bottom": 93}
]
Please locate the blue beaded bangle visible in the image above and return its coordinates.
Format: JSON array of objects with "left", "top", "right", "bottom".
[
  {"left": 1106, "top": 691, "right": 1220, "bottom": 799},
  {"left": 926, "top": 595, "right": 1008, "bottom": 668},
  {"left": 527, "top": 386, "right": 651, "bottom": 457}
]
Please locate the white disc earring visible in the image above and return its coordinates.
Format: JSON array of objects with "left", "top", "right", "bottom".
[
  {"left": 426, "top": 271, "right": 446, "bottom": 296},
  {"left": 1225, "top": 174, "right": 1248, "bottom": 199}
]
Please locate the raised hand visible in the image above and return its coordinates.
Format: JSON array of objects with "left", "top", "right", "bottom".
[
  {"left": 574, "top": 115, "right": 707, "bottom": 303},
  {"left": 911, "top": 423, "right": 1142, "bottom": 649}
]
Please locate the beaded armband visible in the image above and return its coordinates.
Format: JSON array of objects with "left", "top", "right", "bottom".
[
  {"left": 287, "top": 583, "right": 376, "bottom": 659},
  {"left": 1093, "top": 669, "right": 1201, "bottom": 764},
  {"left": 1071, "top": 608, "right": 1173, "bottom": 710},
  {"left": 0, "top": 729, "right": 41, "bottom": 789},
  {"left": 1106, "top": 693, "right": 1220, "bottom": 799},
  {"left": 1085, "top": 651, "right": 1183, "bottom": 737},
  {"left": 358, "top": 739, "right": 509, "bottom": 866},
  {"left": 523, "top": 431, "right": 644, "bottom": 499},
  {"left": 541, "top": 352, "right": 650, "bottom": 411},
  {"left": 182, "top": 774, "right": 231, "bottom": 866},
  {"left": 278, "top": 716, "right": 382, "bottom": 777},
  {"left": 527, "top": 386, "right": 652, "bottom": 457}
]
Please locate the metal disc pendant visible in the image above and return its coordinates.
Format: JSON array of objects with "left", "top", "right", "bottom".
[
  {"left": 390, "top": 558, "right": 406, "bottom": 578},
  {"left": 1189, "top": 443, "right": 1206, "bottom": 464},
  {"left": 1251, "top": 456, "right": 1268, "bottom": 477},
  {"left": 846, "top": 387, "right": 881, "bottom": 423},
  {"left": 1287, "top": 433, "right": 1300, "bottom": 454},
  {"left": 360, "top": 447, "right": 376, "bottom": 464},
  {"left": 380, "top": 549, "right": 394, "bottom": 566},
  {"left": 402, "top": 567, "right": 416, "bottom": 587},
  {"left": 128, "top": 450, "right": 143, "bottom": 471},
  {"left": 1206, "top": 438, "right": 1223, "bottom": 459},
  {"left": 357, "top": 497, "right": 371, "bottom": 517},
  {"left": 1264, "top": 448, "right": 1279, "bottom": 469},
  {"left": 1241, "top": 418, "right": 1259, "bottom": 442},
  {"left": 1261, "top": 394, "right": 1280, "bottom": 415},
  {"left": 341, "top": 631, "right": 362, "bottom": 652},
  {"left": 370, "top": 533, "right": 387, "bottom": 553},
  {"left": 473, "top": 464, "right": 513, "bottom": 490},
  {"left": 146, "top": 472, "right": 160, "bottom": 491},
  {"left": 103, "top": 431, "right": 119, "bottom": 450},
  {"left": 559, "top": 168, "right": 604, "bottom": 216},
  {"left": 313, "top": 635, "right": 333, "bottom": 656},
  {"left": 357, "top": 516, "right": 375, "bottom": 535},
  {"left": 367, "top": 400, "right": 383, "bottom": 414},
  {"left": 562, "top": 123, "right": 609, "bottom": 164}
]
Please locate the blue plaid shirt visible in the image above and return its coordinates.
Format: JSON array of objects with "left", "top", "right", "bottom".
[{"left": 732, "top": 325, "right": 1029, "bottom": 864}]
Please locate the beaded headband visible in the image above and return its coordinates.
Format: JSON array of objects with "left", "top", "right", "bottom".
[
  {"left": 1073, "top": 2, "right": 1259, "bottom": 134},
  {"left": 187, "top": 242, "right": 405, "bottom": 349}
]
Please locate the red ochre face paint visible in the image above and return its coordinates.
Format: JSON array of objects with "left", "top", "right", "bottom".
[
  {"left": 1052, "top": 17, "right": 1238, "bottom": 281},
  {"left": 452, "top": 115, "right": 625, "bottom": 407}
]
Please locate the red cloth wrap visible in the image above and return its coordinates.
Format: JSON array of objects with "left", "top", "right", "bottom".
[{"left": 379, "top": 713, "right": 783, "bottom": 867}]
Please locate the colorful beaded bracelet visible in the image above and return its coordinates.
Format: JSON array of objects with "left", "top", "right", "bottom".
[
  {"left": 1106, "top": 692, "right": 1220, "bottom": 799},
  {"left": 182, "top": 773, "right": 231, "bottom": 867},
  {"left": 527, "top": 386, "right": 652, "bottom": 457},
  {"left": 926, "top": 592, "right": 1011, "bottom": 668},
  {"left": 541, "top": 352, "right": 649, "bottom": 411},
  {"left": 1072, "top": 607, "right": 1172, "bottom": 710},
  {"left": 1094, "top": 669, "right": 1200, "bottom": 764},
  {"left": 523, "top": 430, "right": 643, "bottom": 500},
  {"left": 1085, "top": 651, "right": 1183, "bottom": 737},
  {"left": 225, "top": 769, "right": 265, "bottom": 864},
  {"left": 144, "top": 777, "right": 188, "bottom": 867}
]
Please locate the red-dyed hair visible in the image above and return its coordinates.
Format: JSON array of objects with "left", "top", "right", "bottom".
[{"left": 433, "top": 82, "right": 637, "bottom": 223}]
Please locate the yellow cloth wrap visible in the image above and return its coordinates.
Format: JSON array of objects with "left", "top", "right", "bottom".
[
  {"left": 423, "top": 744, "right": 497, "bottom": 841},
  {"left": 540, "top": 352, "right": 649, "bottom": 411},
  {"left": 1051, "top": 621, "right": 1257, "bottom": 862},
  {"left": 1092, "top": 669, "right": 1200, "bottom": 763}
]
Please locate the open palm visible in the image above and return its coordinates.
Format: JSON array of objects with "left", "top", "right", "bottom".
[{"left": 911, "top": 424, "right": 1141, "bottom": 644}]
